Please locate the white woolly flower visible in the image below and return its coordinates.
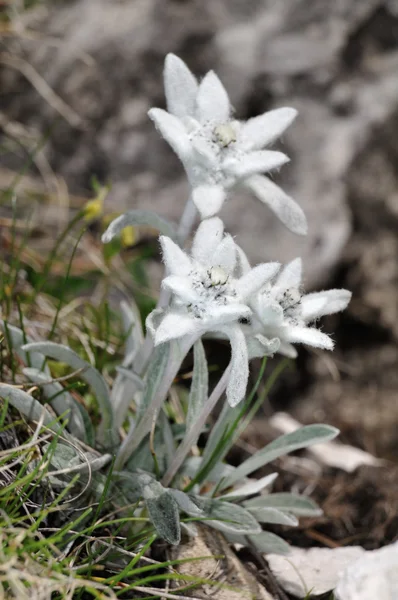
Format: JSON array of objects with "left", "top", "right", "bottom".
[
  {"left": 148, "top": 53, "right": 307, "bottom": 235},
  {"left": 147, "top": 217, "right": 280, "bottom": 406},
  {"left": 248, "top": 258, "right": 352, "bottom": 358}
]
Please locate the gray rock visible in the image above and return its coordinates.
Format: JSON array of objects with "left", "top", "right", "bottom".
[
  {"left": 267, "top": 546, "right": 365, "bottom": 597},
  {"left": 5, "top": 0, "right": 398, "bottom": 288},
  {"left": 335, "top": 541, "right": 398, "bottom": 600}
]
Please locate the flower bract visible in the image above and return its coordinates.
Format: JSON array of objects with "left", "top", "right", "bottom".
[
  {"left": 147, "top": 217, "right": 280, "bottom": 406},
  {"left": 148, "top": 53, "right": 307, "bottom": 235}
]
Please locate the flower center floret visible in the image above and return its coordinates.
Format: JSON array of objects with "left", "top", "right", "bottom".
[
  {"left": 185, "top": 118, "right": 243, "bottom": 187},
  {"left": 189, "top": 265, "right": 237, "bottom": 319},
  {"left": 262, "top": 284, "right": 304, "bottom": 327}
]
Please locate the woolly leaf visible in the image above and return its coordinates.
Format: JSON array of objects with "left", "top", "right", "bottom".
[
  {"left": 186, "top": 339, "right": 208, "bottom": 433},
  {"left": 222, "top": 425, "right": 339, "bottom": 488},
  {"left": 244, "top": 492, "right": 323, "bottom": 517},
  {"left": 21, "top": 341, "right": 117, "bottom": 449},
  {"left": 23, "top": 367, "right": 86, "bottom": 441},
  {"left": 102, "top": 210, "right": 178, "bottom": 243}
]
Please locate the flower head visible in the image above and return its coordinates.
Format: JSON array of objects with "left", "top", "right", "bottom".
[
  {"left": 148, "top": 54, "right": 307, "bottom": 235},
  {"left": 248, "top": 258, "right": 352, "bottom": 358},
  {"left": 147, "top": 217, "right": 280, "bottom": 406}
]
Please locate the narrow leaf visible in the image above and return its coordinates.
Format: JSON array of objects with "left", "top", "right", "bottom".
[
  {"left": 139, "top": 343, "right": 170, "bottom": 416},
  {"left": 220, "top": 473, "right": 278, "bottom": 500},
  {"left": 222, "top": 425, "right": 339, "bottom": 488},
  {"left": 169, "top": 489, "right": 204, "bottom": 517},
  {"left": 23, "top": 367, "right": 86, "bottom": 441},
  {"left": 192, "top": 497, "right": 261, "bottom": 535},
  {"left": 146, "top": 492, "right": 181, "bottom": 545},
  {"left": 248, "top": 531, "right": 291, "bottom": 555},
  {"left": 247, "top": 507, "right": 298, "bottom": 526},
  {"left": 22, "top": 341, "right": 118, "bottom": 449},
  {"left": 0, "top": 322, "right": 50, "bottom": 374},
  {"left": 244, "top": 492, "right": 323, "bottom": 517},
  {"left": 102, "top": 210, "right": 178, "bottom": 243},
  {"left": 186, "top": 340, "right": 208, "bottom": 432},
  {"left": 0, "top": 384, "right": 61, "bottom": 431}
]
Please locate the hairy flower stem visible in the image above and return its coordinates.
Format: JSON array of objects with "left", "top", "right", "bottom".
[
  {"left": 135, "top": 196, "right": 197, "bottom": 376},
  {"left": 114, "top": 336, "right": 195, "bottom": 470},
  {"left": 161, "top": 363, "right": 231, "bottom": 487},
  {"left": 177, "top": 195, "right": 197, "bottom": 244}
]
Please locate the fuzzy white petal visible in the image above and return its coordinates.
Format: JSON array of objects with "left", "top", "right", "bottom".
[
  {"left": 245, "top": 175, "right": 307, "bottom": 235},
  {"left": 235, "top": 245, "right": 252, "bottom": 277},
  {"left": 192, "top": 185, "right": 226, "bottom": 219},
  {"left": 190, "top": 137, "right": 218, "bottom": 168},
  {"left": 223, "top": 151, "right": 289, "bottom": 180},
  {"left": 241, "top": 107, "right": 298, "bottom": 151},
  {"left": 159, "top": 236, "right": 192, "bottom": 276},
  {"left": 196, "top": 71, "right": 230, "bottom": 122},
  {"left": 276, "top": 258, "right": 302, "bottom": 292},
  {"left": 164, "top": 54, "right": 198, "bottom": 118},
  {"left": 191, "top": 216, "right": 224, "bottom": 263},
  {"left": 301, "top": 289, "right": 352, "bottom": 322},
  {"left": 277, "top": 341, "right": 298, "bottom": 358},
  {"left": 236, "top": 263, "right": 281, "bottom": 299},
  {"left": 257, "top": 300, "right": 284, "bottom": 328},
  {"left": 145, "top": 308, "right": 164, "bottom": 339},
  {"left": 206, "top": 304, "right": 251, "bottom": 327},
  {"left": 285, "top": 326, "right": 334, "bottom": 350},
  {"left": 222, "top": 325, "right": 249, "bottom": 407},
  {"left": 148, "top": 108, "right": 191, "bottom": 162},
  {"left": 155, "top": 312, "right": 199, "bottom": 345},
  {"left": 162, "top": 276, "right": 198, "bottom": 304},
  {"left": 247, "top": 334, "right": 280, "bottom": 359},
  {"left": 210, "top": 234, "right": 237, "bottom": 274}
]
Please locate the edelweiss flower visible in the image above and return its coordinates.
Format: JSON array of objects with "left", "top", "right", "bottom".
[
  {"left": 148, "top": 54, "right": 307, "bottom": 235},
  {"left": 249, "top": 258, "right": 352, "bottom": 358},
  {"left": 147, "top": 217, "right": 280, "bottom": 406}
]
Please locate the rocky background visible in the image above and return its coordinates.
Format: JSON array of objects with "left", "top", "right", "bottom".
[{"left": 2, "top": 0, "right": 398, "bottom": 458}]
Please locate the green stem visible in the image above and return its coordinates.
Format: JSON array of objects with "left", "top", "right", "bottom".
[
  {"left": 114, "top": 335, "right": 196, "bottom": 470},
  {"left": 161, "top": 364, "right": 231, "bottom": 487}
]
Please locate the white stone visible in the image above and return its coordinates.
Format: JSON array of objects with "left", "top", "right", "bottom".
[
  {"left": 267, "top": 546, "right": 365, "bottom": 597},
  {"left": 335, "top": 541, "right": 398, "bottom": 600}
]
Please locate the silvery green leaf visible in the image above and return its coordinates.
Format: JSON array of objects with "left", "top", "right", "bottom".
[
  {"left": 23, "top": 367, "right": 86, "bottom": 441},
  {"left": 21, "top": 341, "right": 118, "bottom": 449},
  {"left": 221, "top": 425, "right": 339, "bottom": 489},
  {"left": 244, "top": 493, "right": 323, "bottom": 517},
  {"left": 245, "top": 174, "right": 307, "bottom": 236},
  {"left": 169, "top": 489, "right": 204, "bottom": 517},
  {"left": 125, "top": 472, "right": 181, "bottom": 545},
  {"left": 101, "top": 209, "right": 178, "bottom": 244},
  {"left": 0, "top": 384, "right": 61, "bottom": 431},
  {"left": 190, "top": 497, "right": 261, "bottom": 535},
  {"left": 0, "top": 322, "right": 50, "bottom": 374},
  {"left": 114, "top": 367, "right": 144, "bottom": 390},
  {"left": 46, "top": 443, "right": 81, "bottom": 471},
  {"left": 159, "top": 410, "right": 175, "bottom": 469},
  {"left": 201, "top": 400, "right": 237, "bottom": 466},
  {"left": 247, "top": 507, "right": 298, "bottom": 526},
  {"left": 120, "top": 299, "right": 144, "bottom": 362},
  {"left": 138, "top": 342, "right": 170, "bottom": 417},
  {"left": 181, "top": 456, "right": 237, "bottom": 484},
  {"left": 186, "top": 340, "right": 208, "bottom": 433},
  {"left": 248, "top": 531, "right": 291, "bottom": 555},
  {"left": 220, "top": 473, "right": 278, "bottom": 500},
  {"left": 146, "top": 491, "right": 181, "bottom": 545}
]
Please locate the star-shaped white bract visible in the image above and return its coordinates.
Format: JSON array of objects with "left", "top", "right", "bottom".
[
  {"left": 146, "top": 217, "right": 280, "bottom": 406},
  {"left": 148, "top": 53, "right": 307, "bottom": 235},
  {"left": 249, "top": 258, "right": 352, "bottom": 358}
]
